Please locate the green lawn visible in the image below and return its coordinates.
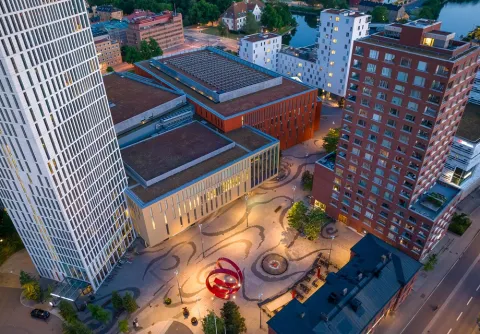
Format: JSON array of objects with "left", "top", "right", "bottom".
[{"left": 201, "top": 26, "right": 246, "bottom": 40}]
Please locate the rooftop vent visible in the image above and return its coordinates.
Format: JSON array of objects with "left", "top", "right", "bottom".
[
  {"left": 343, "top": 288, "right": 348, "bottom": 296},
  {"left": 357, "top": 273, "right": 363, "bottom": 281},
  {"left": 320, "top": 312, "right": 329, "bottom": 322},
  {"left": 299, "top": 312, "right": 306, "bottom": 319},
  {"left": 350, "top": 298, "right": 362, "bottom": 312},
  {"left": 381, "top": 254, "right": 387, "bottom": 263},
  {"left": 328, "top": 292, "right": 339, "bottom": 303}
]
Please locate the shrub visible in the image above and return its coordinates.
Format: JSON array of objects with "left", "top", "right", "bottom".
[
  {"left": 423, "top": 254, "right": 438, "bottom": 272},
  {"left": 448, "top": 212, "right": 472, "bottom": 236},
  {"left": 111, "top": 291, "right": 124, "bottom": 312},
  {"left": 123, "top": 292, "right": 138, "bottom": 314},
  {"left": 164, "top": 297, "right": 172, "bottom": 305},
  {"left": 106, "top": 66, "right": 114, "bottom": 73},
  {"left": 58, "top": 300, "right": 78, "bottom": 323},
  {"left": 87, "top": 304, "right": 110, "bottom": 324}
]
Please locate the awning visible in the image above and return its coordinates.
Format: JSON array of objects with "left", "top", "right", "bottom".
[{"left": 51, "top": 277, "right": 91, "bottom": 302}]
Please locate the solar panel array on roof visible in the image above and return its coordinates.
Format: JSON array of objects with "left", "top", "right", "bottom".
[{"left": 164, "top": 50, "right": 272, "bottom": 93}]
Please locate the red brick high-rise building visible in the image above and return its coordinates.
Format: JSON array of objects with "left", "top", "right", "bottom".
[{"left": 312, "top": 20, "right": 479, "bottom": 260}]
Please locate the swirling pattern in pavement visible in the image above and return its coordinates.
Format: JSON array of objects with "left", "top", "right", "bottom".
[
  {"left": 203, "top": 239, "right": 252, "bottom": 260},
  {"left": 142, "top": 241, "right": 196, "bottom": 280},
  {"left": 321, "top": 221, "right": 339, "bottom": 239}
]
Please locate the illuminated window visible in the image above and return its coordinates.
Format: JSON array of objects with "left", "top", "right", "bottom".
[
  {"left": 297, "top": 73, "right": 302, "bottom": 77},
  {"left": 330, "top": 61, "right": 334, "bottom": 66},
  {"left": 335, "top": 17, "right": 340, "bottom": 22},
  {"left": 327, "top": 83, "right": 332, "bottom": 87},
  {"left": 298, "top": 63, "right": 303, "bottom": 67},
  {"left": 331, "top": 50, "right": 336, "bottom": 54},
  {"left": 334, "top": 27, "right": 339, "bottom": 31},
  {"left": 333, "top": 39, "right": 337, "bottom": 43},
  {"left": 151, "top": 219, "right": 156, "bottom": 230},
  {"left": 423, "top": 37, "right": 434, "bottom": 46},
  {"left": 328, "top": 72, "right": 333, "bottom": 77}
]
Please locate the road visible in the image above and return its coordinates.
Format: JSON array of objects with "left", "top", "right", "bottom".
[
  {"left": 0, "top": 287, "right": 62, "bottom": 334},
  {"left": 401, "top": 208, "right": 480, "bottom": 334}
]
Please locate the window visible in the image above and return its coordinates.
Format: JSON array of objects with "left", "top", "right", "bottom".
[
  {"left": 379, "top": 80, "right": 389, "bottom": 89},
  {"left": 384, "top": 53, "right": 395, "bottom": 63},
  {"left": 417, "top": 61, "right": 427, "bottom": 72},
  {"left": 402, "top": 125, "right": 413, "bottom": 133},
  {"left": 394, "top": 85, "right": 405, "bottom": 94},
  {"left": 369, "top": 49, "right": 379, "bottom": 59},
  {"left": 397, "top": 72, "right": 408, "bottom": 82},
  {"left": 365, "top": 211, "right": 374, "bottom": 219},
  {"left": 374, "top": 103, "right": 385, "bottom": 112},
  {"left": 335, "top": 16, "right": 340, "bottom": 22},
  {"left": 381, "top": 67, "right": 392, "bottom": 77},
  {"left": 387, "top": 119, "right": 396, "bottom": 127},
  {"left": 371, "top": 185, "right": 380, "bottom": 195},
  {"left": 400, "top": 57, "right": 412, "bottom": 67},
  {"left": 365, "top": 153, "right": 373, "bottom": 161},
  {"left": 410, "top": 89, "right": 422, "bottom": 99},
  {"left": 372, "top": 114, "right": 382, "bottom": 122},
  {"left": 407, "top": 101, "right": 419, "bottom": 111},
  {"left": 367, "top": 63, "right": 377, "bottom": 73},
  {"left": 405, "top": 114, "right": 416, "bottom": 122},
  {"left": 389, "top": 108, "right": 399, "bottom": 117},
  {"left": 392, "top": 96, "right": 403, "bottom": 106},
  {"left": 413, "top": 76, "right": 426, "bottom": 87}
]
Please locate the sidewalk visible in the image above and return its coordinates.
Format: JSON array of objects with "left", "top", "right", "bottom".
[{"left": 376, "top": 187, "right": 480, "bottom": 334}]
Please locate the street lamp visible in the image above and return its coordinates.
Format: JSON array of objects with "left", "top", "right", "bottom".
[
  {"left": 174, "top": 270, "right": 183, "bottom": 304},
  {"left": 258, "top": 293, "right": 264, "bottom": 329},
  {"left": 292, "top": 185, "right": 296, "bottom": 204},
  {"left": 199, "top": 224, "right": 205, "bottom": 258},
  {"left": 244, "top": 194, "right": 249, "bottom": 227},
  {"left": 327, "top": 236, "right": 335, "bottom": 272},
  {"left": 303, "top": 153, "right": 309, "bottom": 174}
]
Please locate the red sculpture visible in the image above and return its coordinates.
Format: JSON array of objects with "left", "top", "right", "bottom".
[{"left": 205, "top": 257, "right": 244, "bottom": 300}]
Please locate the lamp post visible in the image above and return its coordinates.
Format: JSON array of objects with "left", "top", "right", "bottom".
[
  {"left": 292, "top": 185, "right": 296, "bottom": 204},
  {"left": 258, "top": 293, "right": 264, "bottom": 329},
  {"left": 303, "top": 153, "right": 309, "bottom": 174},
  {"left": 327, "top": 236, "right": 335, "bottom": 272},
  {"left": 199, "top": 224, "right": 205, "bottom": 258},
  {"left": 174, "top": 270, "right": 183, "bottom": 304},
  {"left": 244, "top": 194, "right": 249, "bottom": 227}
]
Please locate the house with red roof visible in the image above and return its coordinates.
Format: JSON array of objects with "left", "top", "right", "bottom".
[{"left": 220, "top": 0, "right": 265, "bottom": 32}]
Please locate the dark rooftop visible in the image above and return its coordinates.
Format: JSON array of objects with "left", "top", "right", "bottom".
[
  {"left": 125, "top": 122, "right": 277, "bottom": 205},
  {"left": 137, "top": 59, "right": 310, "bottom": 118},
  {"left": 268, "top": 234, "right": 422, "bottom": 334},
  {"left": 103, "top": 73, "right": 181, "bottom": 125},
  {"left": 455, "top": 103, "right": 480, "bottom": 143},
  {"left": 223, "top": 127, "right": 272, "bottom": 151},
  {"left": 122, "top": 122, "right": 231, "bottom": 182},
  {"left": 160, "top": 50, "right": 272, "bottom": 92},
  {"left": 429, "top": 29, "right": 454, "bottom": 36}
]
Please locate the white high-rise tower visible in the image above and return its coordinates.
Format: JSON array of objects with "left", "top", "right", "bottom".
[{"left": 0, "top": 0, "right": 134, "bottom": 291}]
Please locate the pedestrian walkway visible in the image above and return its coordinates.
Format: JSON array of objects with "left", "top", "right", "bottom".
[
  {"left": 376, "top": 186, "right": 480, "bottom": 334},
  {"left": 138, "top": 320, "right": 193, "bottom": 334}
]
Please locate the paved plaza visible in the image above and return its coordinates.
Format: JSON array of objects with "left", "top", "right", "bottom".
[{"left": 92, "top": 124, "right": 362, "bottom": 334}]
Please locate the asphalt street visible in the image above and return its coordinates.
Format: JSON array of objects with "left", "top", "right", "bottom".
[
  {"left": 0, "top": 287, "right": 62, "bottom": 334},
  {"left": 401, "top": 209, "right": 480, "bottom": 334}
]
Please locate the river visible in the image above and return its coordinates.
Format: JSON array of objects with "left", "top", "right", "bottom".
[{"left": 285, "top": 3, "right": 480, "bottom": 47}]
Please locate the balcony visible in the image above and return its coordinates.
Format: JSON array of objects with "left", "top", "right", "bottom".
[
  {"left": 431, "top": 82, "right": 445, "bottom": 92},
  {"left": 351, "top": 73, "right": 360, "bottom": 81},
  {"left": 421, "top": 120, "right": 433, "bottom": 129},
  {"left": 347, "top": 95, "right": 357, "bottom": 102},
  {"left": 424, "top": 107, "right": 437, "bottom": 117},
  {"left": 417, "top": 130, "right": 430, "bottom": 140},
  {"left": 427, "top": 95, "right": 441, "bottom": 105},
  {"left": 414, "top": 141, "right": 426, "bottom": 151},
  {"left": 352, "top": 61, "right": 362, "bottom": 70},
  {"left": 409, "top": 162, "right": 420, "bottom": 171},
  {"left": 411, "top": 151, "right": 423, "bottom": 161},
  {"left": 349, "top": 84, "right": 359, "bottom": 92},
  {"left": 435, "top": 66, "right": 449, "bottom": 77},
  {"left": 341, "top": 134, "right": 350, "bottom": 141},
  {"left": 344, "top": 114, "right": 353, "bottom": 122},
  {"left": 354, "top": 47, "right": 364, "bottom": 56},
  {"left": 345, "top": 105, "right": 354, "bottom": 113},
  {"left": 406, "top": 172, "right": 417, "bottom": 180},
  {"left": 400, "top": 190, "right": 411, "bottom": 199}
]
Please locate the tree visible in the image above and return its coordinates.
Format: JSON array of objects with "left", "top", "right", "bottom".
[
  {"left": 448, "top": 212, "right": 472, "bottom": 236},
  {"left": 304, "top": 207, "right": 328, "bottom": 240},
  {"left": 261, "top": 4, "right": 282, "bottom": 31},
  {"left": 139, "top": 40, "right": 152, "bottom": 60},
  {"left": 118, "top": 319, "right": 129, "bottom": 333},
  {"left": 301, "top": 170, "right": 314, "bottom": 191},
  {"left": 148, "top": 38, "right": 163, "bottom": 58},
  {"left": 371, "top": 6, "right": 389, "bottom": 23},
  {"left": 19, "top": 270, "right": 34, "bottom": 286},
  {"left": 122, "top": 292, "right": 138, "bottom": 314},
  {"left": 62, "top": 320, "right": 93, "bottom": 334},
  {"left": 87, "top": 304, "right": 110, "bottom": 324},
  {"left": 243, "top": 12, "right": 260, "bottom": 35},
  {"left": 423, "top": 254, "right": 438, "bottom": 272},
  {"left": 106, "top": 66, "right": 114, "bottom": 73},
  {"left": 338, "top": 97, "right": 345, "bottom": 108},
  {"left": 202, "top": 310, "right": 225, "bottom": 334},
  {"left": 189, "top": 0, "right": 220, "bottom": 25},
  {"left": 217, "top": 21, "right": 229, "bottom": 37},
  {"left": 121, "top": 45, "right": 142, "bottom": 64},
  {"left": 287, "top": 201, "right": 308, "bottom": 231},
  {"left": 111, "top": 291, "right": 124, "bottom": 312},
  {"left": 59, "top": 300, "right": 78, "bottom": 323},
  {"left": 322, "top": 128, "right": 340, "bottom": 153},
  {"left": 221, "top": 301, "right": 247, "bottom": 334},
  {"left": 22, "top": 280, "right": 42, "bottom": 302}
]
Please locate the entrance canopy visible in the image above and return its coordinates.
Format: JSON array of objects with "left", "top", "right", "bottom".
[{"left": 51, "top": 277, "right": 90, "bottom": 302}]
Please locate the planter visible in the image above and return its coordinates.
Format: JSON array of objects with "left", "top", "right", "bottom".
[
  {"left": 191, "top": 317, "right": 198, "bottom": 325},
  {"left": 164, "top": 298, "right": 172, "bottom": 305}
]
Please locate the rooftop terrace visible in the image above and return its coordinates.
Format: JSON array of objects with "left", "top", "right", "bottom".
[
  {"left": 103, "top": 73, "right": 182, "bottom": 125},
  {"left": 268, "top": 234, "right": 422, "bottom": 334},
  {"left": 242, "top": 33, "right": 280, "bottom": 43},
  {"left": 124, "top": 121, "right": 277, "bottom": 206},
  {"left": 136, "top": 48, "right": 312, "bottom": 118},
  {"left": 409, "top": 181, "right": 460, "bottom": 221},
  {"left": 455, "top": 103, "right": 480, "bottom": 143},
  {"left": 316, "top": 152, "right": 336, "bottom": 171}
]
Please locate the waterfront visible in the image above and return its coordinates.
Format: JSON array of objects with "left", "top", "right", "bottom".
[
  {"left": 437, "top": 1, "right": 480, "bottom": 38},
  {"left": 283, "top": 14, "right": 318, "bottom": 47}
]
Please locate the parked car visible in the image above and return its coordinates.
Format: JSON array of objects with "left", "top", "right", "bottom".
[{"left": 30, "top": 309, "right": 50, "bottom": 320}]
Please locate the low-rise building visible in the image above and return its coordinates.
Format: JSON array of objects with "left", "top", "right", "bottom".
[
  {"left": 125, "top": 10, "right": 184, "bottom": 50},
  {"left": 103, "top": 72, "right": 194, "bottom": 146},
  {"left": 94, "top": 35, "right": 122, "bottom": 73},
  {"left": 91, "top": 20, "right": 129, "bottom": 45},
  {"left": 96, "top": 5, "right": 123, "bottom": 22},
  {"left": 124, "top": 121, "right": 279, "bottom": 246},
  {"left": 134, "top": 47, "right": 321, "bottom": 149},
  {"left": 358, "top": 1, "right": 408, "bottom": 22},
  {"left": 220, "top": 0, "right": 264, "bottom": 32},
  {"left": 238, "top": 33, "right": 282, "bottom": 71},
  {"left": 268, "top": 233, "right": 422, "bottom": 334}
]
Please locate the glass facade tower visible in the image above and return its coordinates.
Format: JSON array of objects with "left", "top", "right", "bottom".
[{"left": 0, "top": 0, "right": 134, "bottom": 290}]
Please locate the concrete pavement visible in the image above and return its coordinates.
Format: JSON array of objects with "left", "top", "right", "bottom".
[{"left": 376, "top": 187, "right": 480, "bottom": 334}]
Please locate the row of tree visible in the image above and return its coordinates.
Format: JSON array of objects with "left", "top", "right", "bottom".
[
  {"left": 287, "top": 201, "right": 329, "bottom": 240},
  {"left": 0, "top": 210, "right": 24, "bottom": 265},
  {"left": 202, "top": 301, "right": 247, "bottom": 334},
  {"left": 261, "top": 3, "right": 296, "bottom": 31},
  {"left": 89, "top": 0, "right": 172, "bottom": 14}
]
